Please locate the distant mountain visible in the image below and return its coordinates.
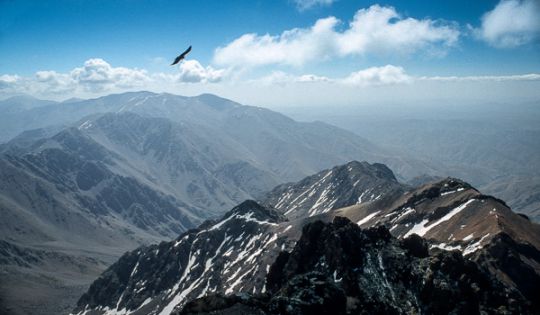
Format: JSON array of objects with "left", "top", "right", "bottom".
[
  {"left": 0, "top": 127, "right": 200, "bottom": 244},
  {"left": 0, "top": 95, "right": 59, "bottom": 141},
  {"left": 0, "top": 91, "right": 438, "bottom": 181},
  {"left": 73, "top": 161, "right": 540, "bottom": 314}
]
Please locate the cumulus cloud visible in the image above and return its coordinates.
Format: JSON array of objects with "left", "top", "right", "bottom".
[
  {"left": 177, "top": 60, "right": 226, "bottom": 83},
  {"left": 292, "top": 0, "right": 336, "bottom": 11},
  {"left": 213, "top": 5, "right": 460, "bottom": 68},
  {"left": 70, "top": 58, "right": 150, "bottom": 92},
  {"left": 475, "top": 0, "right": 540, "bottom": 48},
  {"left": 342, "top": 65, "right": 411, "bottom": 86}
]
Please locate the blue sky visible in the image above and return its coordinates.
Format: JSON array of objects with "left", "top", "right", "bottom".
[{"left": 1, "top": 0, "right": 539, "bottom": 105}]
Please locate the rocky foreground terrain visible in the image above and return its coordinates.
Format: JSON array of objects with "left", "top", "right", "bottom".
[
  {"left": 178, "top": 217, "right": 528, "bottom": 315},
  {"left": 72, "top": 161, "right": 540, "bottom": 315}
]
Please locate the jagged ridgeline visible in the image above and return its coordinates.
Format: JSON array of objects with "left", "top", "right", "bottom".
[{"left": 72, "top": 161, "right": 540, "bottom": 315}]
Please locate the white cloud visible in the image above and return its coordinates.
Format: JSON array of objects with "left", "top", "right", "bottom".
[
  {"left": 35, "top": 70, "right": 76, "bottom": 94},
  {"left": 475, "top": 0, "right": 540, "bottom": 48},
  {"left": 342, "top": 65, "right": 411, "bottom": 86},
  {"left": 177, "top": 60, "right": 226, "bottom": 83},
  {"left": 421, "top": 73, "right": 540, "bottom": 82},
  {"left": 213, "top": 5, "right": 460, "bottom": 68},
  {"left": 70, "top": 58, "right": 150, "bottom": 92},
  {"left": 255, "top": 65, "right": 410, "bottom": 87},
  {"left": 0, "top": 74, "right": 21, "bottom": 90},
  {"left": 252, "top": 66, "right": 540, "bottom": 88},
  {"left": 293, "top": 0, "right": 336, "bottom": 11},
  {"left": 255, "top": 71, "right": 330, "bottom": 85}
]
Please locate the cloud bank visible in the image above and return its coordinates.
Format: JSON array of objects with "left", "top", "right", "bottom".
[
  {"left": 2, "top": 58, "right": 540, "bottom": 101},
  {"left": 213, "top": 5, "right": 460, "bottom": 68},
  {"left": 475, "top": 0, "right": 540, "bottom": 48},
  {"left": 0, "top": 58, "right": 226, "bottom": 98}
]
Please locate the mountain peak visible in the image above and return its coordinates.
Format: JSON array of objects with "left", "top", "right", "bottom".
[
  {"left": 343, "top": 160, "right": 397, "bottom": 182},
  {"left": 192, "top": 93, "right": 239, "bottom": 110},
  {"left": 264, "top": 161, "right": 404, "bottom": 219}
]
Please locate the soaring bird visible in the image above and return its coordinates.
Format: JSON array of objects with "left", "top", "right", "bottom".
[{"left": 171, "top": 46, "right": 192, "bottom": 65}]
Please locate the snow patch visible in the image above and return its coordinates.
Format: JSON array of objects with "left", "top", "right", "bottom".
[
  {"left": 404, "top": 199, "right": 476, "bottom": 238},
  {"left": 357, "top": 211, "right": 380, "bottom": 226}
]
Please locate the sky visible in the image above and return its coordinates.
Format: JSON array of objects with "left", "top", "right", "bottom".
[{"left": 1, "top": 0, "right": 540, "bottom": 107}]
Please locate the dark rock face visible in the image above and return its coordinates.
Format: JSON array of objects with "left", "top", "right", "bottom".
[
  {"left": 400, "top": 234, "right": 429, "bottom": 258},
  {"left": 180, "top": 217, "right": 530, "bottom": 315},
  {"left": 471, "top": 233, "right": 540, "bottom": 312},
  {"left": 177, "top": 294, "right": 269, "bottom": 315},
  {"left": 269, "top": 272, "right": 347, "bottom": 315}
]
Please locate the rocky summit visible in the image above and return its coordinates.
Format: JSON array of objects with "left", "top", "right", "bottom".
[{"left": 177, "top": 217, "right": 529, "bottom": 315}]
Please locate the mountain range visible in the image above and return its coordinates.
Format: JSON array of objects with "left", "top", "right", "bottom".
[{"left": 0, "top": 92, "right": 538, "bottom": 314}]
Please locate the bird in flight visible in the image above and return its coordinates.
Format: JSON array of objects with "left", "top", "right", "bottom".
[{"left": 171, "top": 46, "right": 192, "bottom": 66}]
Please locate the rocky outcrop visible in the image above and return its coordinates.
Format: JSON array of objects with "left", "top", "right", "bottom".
[{"left": 178, "top": 217, "right": 530, "bottom": 314}]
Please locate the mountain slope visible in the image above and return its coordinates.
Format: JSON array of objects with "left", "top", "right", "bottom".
[
  {"left": 0, "top": 127, "right": 204, "bottom": 315},
  {"left": 72, "top": 201, "right": 296, "bottom": 315},
  {"left": 75, "top": 112, "right": 276, "bottom": 212}
]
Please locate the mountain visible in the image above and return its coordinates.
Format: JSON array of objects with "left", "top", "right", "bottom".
[
  {"left": 72, "top": 161, "right": 540, "bottom": 314},
  {"left": 0, "top": 95, "right": 59, "bottom": 142},
  {"left": 0, "top": 91, "right": 437, "bottom": 181},
  {"left": 0, "top": 127, "right": 200, "bottom": 245},
  {"left": 265, "top": 162, "right": 540, "bottom": 307},
  {"left": 72, "top": 200, "right": 295, "bottom": 315},
  {"left": 263, "top": 161, "right": 404, "bottom": 219},
  {"left": 178, "top": 218, "right": 528, "bottom": 315}
]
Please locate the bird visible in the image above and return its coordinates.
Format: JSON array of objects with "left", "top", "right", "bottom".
[{"left": 171, "top": 46, "right": 192, "bottom": 65}]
